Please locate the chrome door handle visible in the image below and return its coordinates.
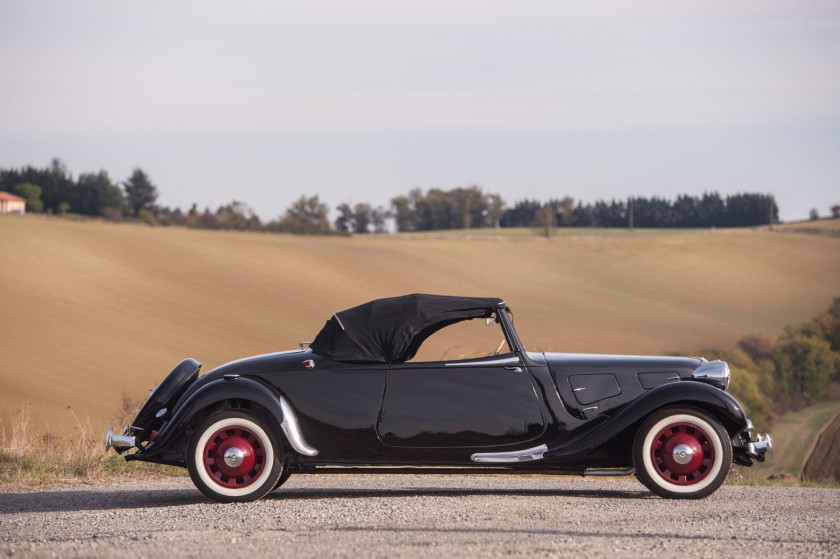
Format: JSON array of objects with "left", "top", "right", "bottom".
[{"left": 504, "top": 366, "right": 523, "bottom": 373}]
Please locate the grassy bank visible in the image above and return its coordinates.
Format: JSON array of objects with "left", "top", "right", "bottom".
[
  {"left": 0, "top": 403, "right": 184, "bottom": 490},
  {"left": 734, "top": 399, "right": 840, "bottom": 484}
]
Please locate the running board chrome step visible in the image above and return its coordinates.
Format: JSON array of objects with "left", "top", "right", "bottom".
[{"left": 471, "top": 444, "right": 547, "bottom": 463}]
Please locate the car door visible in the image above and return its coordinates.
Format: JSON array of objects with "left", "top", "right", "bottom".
[{"left": 377, "top": 354, "right": 546, "bottom": 448}]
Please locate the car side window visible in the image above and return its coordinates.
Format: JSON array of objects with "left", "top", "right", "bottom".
[{"left": 406, "top": 314, "right": 513, "bottom": 363}]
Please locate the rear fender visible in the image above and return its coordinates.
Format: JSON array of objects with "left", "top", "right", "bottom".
[
  {"left": 130, "top": 358, "right": 200, "bottom": 443},
  {"left": 136, "top": 376, "right": 318, "bottom": 461},
  {"left": 545, "top": 381, "right": 748, "bottom": 459}
]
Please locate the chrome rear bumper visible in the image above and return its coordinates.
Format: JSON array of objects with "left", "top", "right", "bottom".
[{"left": 105, "top": 426, "right": 135, "bottom": 453}]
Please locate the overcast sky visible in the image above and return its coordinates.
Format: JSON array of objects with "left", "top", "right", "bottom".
[{"left": 1, "top": 1, "right": 838, "bottom": 221}]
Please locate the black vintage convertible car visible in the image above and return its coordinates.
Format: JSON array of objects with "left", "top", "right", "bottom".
[{"left": 106, "top": 294, "right": 771, "bottom": 502}]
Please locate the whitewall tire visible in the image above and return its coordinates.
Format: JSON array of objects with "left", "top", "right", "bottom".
[
  {"left": 187, "top": 411, "right": 283, "bottom": 503},
  {"left": 633, "top": 407, "right": 731, "bottom": 499}
]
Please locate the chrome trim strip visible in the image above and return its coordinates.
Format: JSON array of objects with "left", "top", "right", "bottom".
[
  {"left": 445, "top": 356, "right": 520, "bottom": 367},
  {"left": 471, "top": 444, "right": 547, "bottom": 463},
  {"left": 584, "top": 467, "right": 636, "bottom": 476},
  {"left": 333, "top": 313, "right": 345, "bottom": 330},
  {"left": 279, "top": 397, "right": 319, "bottom": 456}
]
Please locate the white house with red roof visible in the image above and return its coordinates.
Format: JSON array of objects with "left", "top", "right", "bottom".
[{"left": 0, "top": 192, "right": 26, "bottom": 214}]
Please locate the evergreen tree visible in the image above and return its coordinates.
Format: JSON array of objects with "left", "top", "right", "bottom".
[{"left": 123, "top": 168, "right": 158, "bottom": 216}]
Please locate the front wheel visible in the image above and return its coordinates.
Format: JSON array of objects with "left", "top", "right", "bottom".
[
  {"left": 633, "top": 406, "right": 732, "bottom": 499},
  {"left": 187, "top": 410, "right": 283, "bottom": 503}
]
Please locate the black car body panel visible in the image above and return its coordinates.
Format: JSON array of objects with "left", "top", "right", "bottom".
[{"left": 118, "top": 294, "right": 769, "bottom": 483}]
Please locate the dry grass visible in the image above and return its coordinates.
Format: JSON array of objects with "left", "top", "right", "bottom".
[
  {"left": 1, "top": 214, "right": 840, "bottom": 436},
  {"left": 0, "top": 400, "right": 183, "bottom": 489}
]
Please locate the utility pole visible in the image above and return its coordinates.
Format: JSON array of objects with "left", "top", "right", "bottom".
[{"left": 628, "top": 196, "right": 634, "bottom": 231}]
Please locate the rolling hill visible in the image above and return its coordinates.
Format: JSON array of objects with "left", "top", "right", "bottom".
[{"left": 1, "top": 215, "right": 839, "bottom": 434}]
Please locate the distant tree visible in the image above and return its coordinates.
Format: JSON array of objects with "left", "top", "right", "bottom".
[
  {"left": 390, "top": 195, "right": 416, "bottom": 232},
  {"left": 334, "top": 203, "right": 354, "bottom": 233},
  {"left": 371, "top": 206, "right": 389, "bottom": 233},
  {"left": 570, "top": 201, "right": 594, "bottom": 226},
  {"left": 76, "top": 171, "right": 125, "bottom": 216},
  {"left": 216, "top": 201, "right": 261, "bottom": 230},
  {"left": 809, "top": 208, "right": 820, "bottom": 221},
  {"left": 501, "top": 199, "right": 541, "bottom": 227},
  {"left": 123, "top": 169, "right": 158, "bottom": 216},
  {"left": 12, "top": 183, "right": 43, "bottom": 213},
  {"left": 353, "top": 203, "right": 372, "bottom": 233},
  {"left": 559, "top": 196, "right": 574, "bottom": 226},
  {"left": 831, "top": 204, "right": 840, "bottom": 219},
  {"left": 278, "top": 195, "right": 331, "bottom": 235},
  {"left": 535, "top": 205, "right": 555, "bottom": 238},
  {"left": 197, "top": 209, "right": 222, "bottom": 229},
  {"left": 698, "top": 192, "right": 724, "bottom": 226},
  {"left": 57, "top": 201, "right": 70, "bottom": 215},
  {"left": 486, "top": 194, "right": 505, "bottom": 228}
]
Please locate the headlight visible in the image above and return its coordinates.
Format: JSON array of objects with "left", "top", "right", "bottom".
[{"left": 691, "top": 360, "right": 730, "bottom": 390}]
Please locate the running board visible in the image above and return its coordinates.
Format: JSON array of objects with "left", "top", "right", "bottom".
[
  {"left": 290, "top": 465, "right": 636, "bottom": 477},
  {"left": 470, "top": 444, "right": 548, "bottom": 463},
  {"left": 301, "top": 466, "right": 582, "bottom": 476}
]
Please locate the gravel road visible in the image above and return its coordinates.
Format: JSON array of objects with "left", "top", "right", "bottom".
[{"left": 1, "top": 475, "right": 838, "bottom": 558}]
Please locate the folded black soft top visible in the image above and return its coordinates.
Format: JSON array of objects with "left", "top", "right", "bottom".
[{"left": 309, "top": 293, "right": 504, "bottom": 364}]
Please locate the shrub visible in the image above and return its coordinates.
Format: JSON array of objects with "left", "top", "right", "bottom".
[
  {"left": 771, "top": 336, "right": 838, "bottom": 405},
  {"left": 737, "top": 334, "right": 774, "bottom": 363},
  {"left": 100, "top": 206, "right": 123, "bottom": 222}
]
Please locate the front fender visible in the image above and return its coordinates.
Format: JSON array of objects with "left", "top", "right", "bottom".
[
  {"left": 134, "top": 376, "right": 318, "bottom": 462},
  {"left": 545, "top": 381, "right": 748, "bottom": 459}
]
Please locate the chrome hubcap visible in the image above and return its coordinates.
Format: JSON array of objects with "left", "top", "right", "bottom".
[
  {"left": 672, "top": 443, "right": 694, "bottom": 465},
  {"left": 223, "top": 447, "right": 246, "bottom": 468}
]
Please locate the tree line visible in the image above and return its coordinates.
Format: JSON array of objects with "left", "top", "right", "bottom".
[
  {"left": 0, "top": 158, "right": 789, "bottom": 234},
  {"left": 0, "top": 159, "right": 158, "bottom": 221},
  {"left": 501, "top": 192, "right": 779, "bottom": 229}
]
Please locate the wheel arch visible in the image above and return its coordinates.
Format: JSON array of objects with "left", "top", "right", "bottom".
[
  {"left": 132, "top": 377, "right": 318, "bottom": 464},
  {"left": 545, "top": 381, "right": 748, "bottom": 461}
]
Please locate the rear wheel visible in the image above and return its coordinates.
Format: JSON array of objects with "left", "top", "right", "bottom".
[
  {"left": 187, "top": 410, "right": 283, "bottom": 503},
  {"left": 634, "top": 406, "right": 731, "bottom": 499}
]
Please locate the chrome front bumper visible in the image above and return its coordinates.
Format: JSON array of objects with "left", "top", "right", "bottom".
[
  {"left": 747, "top": 432, "right": 772, "bottom": 461},
  {"left": 734, "top": 419, "right": 772, "bottom": 466}
]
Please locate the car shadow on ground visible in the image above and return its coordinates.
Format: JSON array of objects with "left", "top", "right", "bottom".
[
  {"left": 268, "top": 486, "right": 652, "bottom": 502},
  {"left": 0, "top": 483, "right": 650, "bottom": 514},
  {"left": 0, "top": 486, "right": 206, "bottom": 514}
]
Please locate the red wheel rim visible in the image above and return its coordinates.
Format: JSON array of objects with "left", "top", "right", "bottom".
[
  {"left": 650, "top": 421, "right": 715, "bottom": 485},
  {"left": 203, "top": 426, "right": 266, "bottom": 488}
]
